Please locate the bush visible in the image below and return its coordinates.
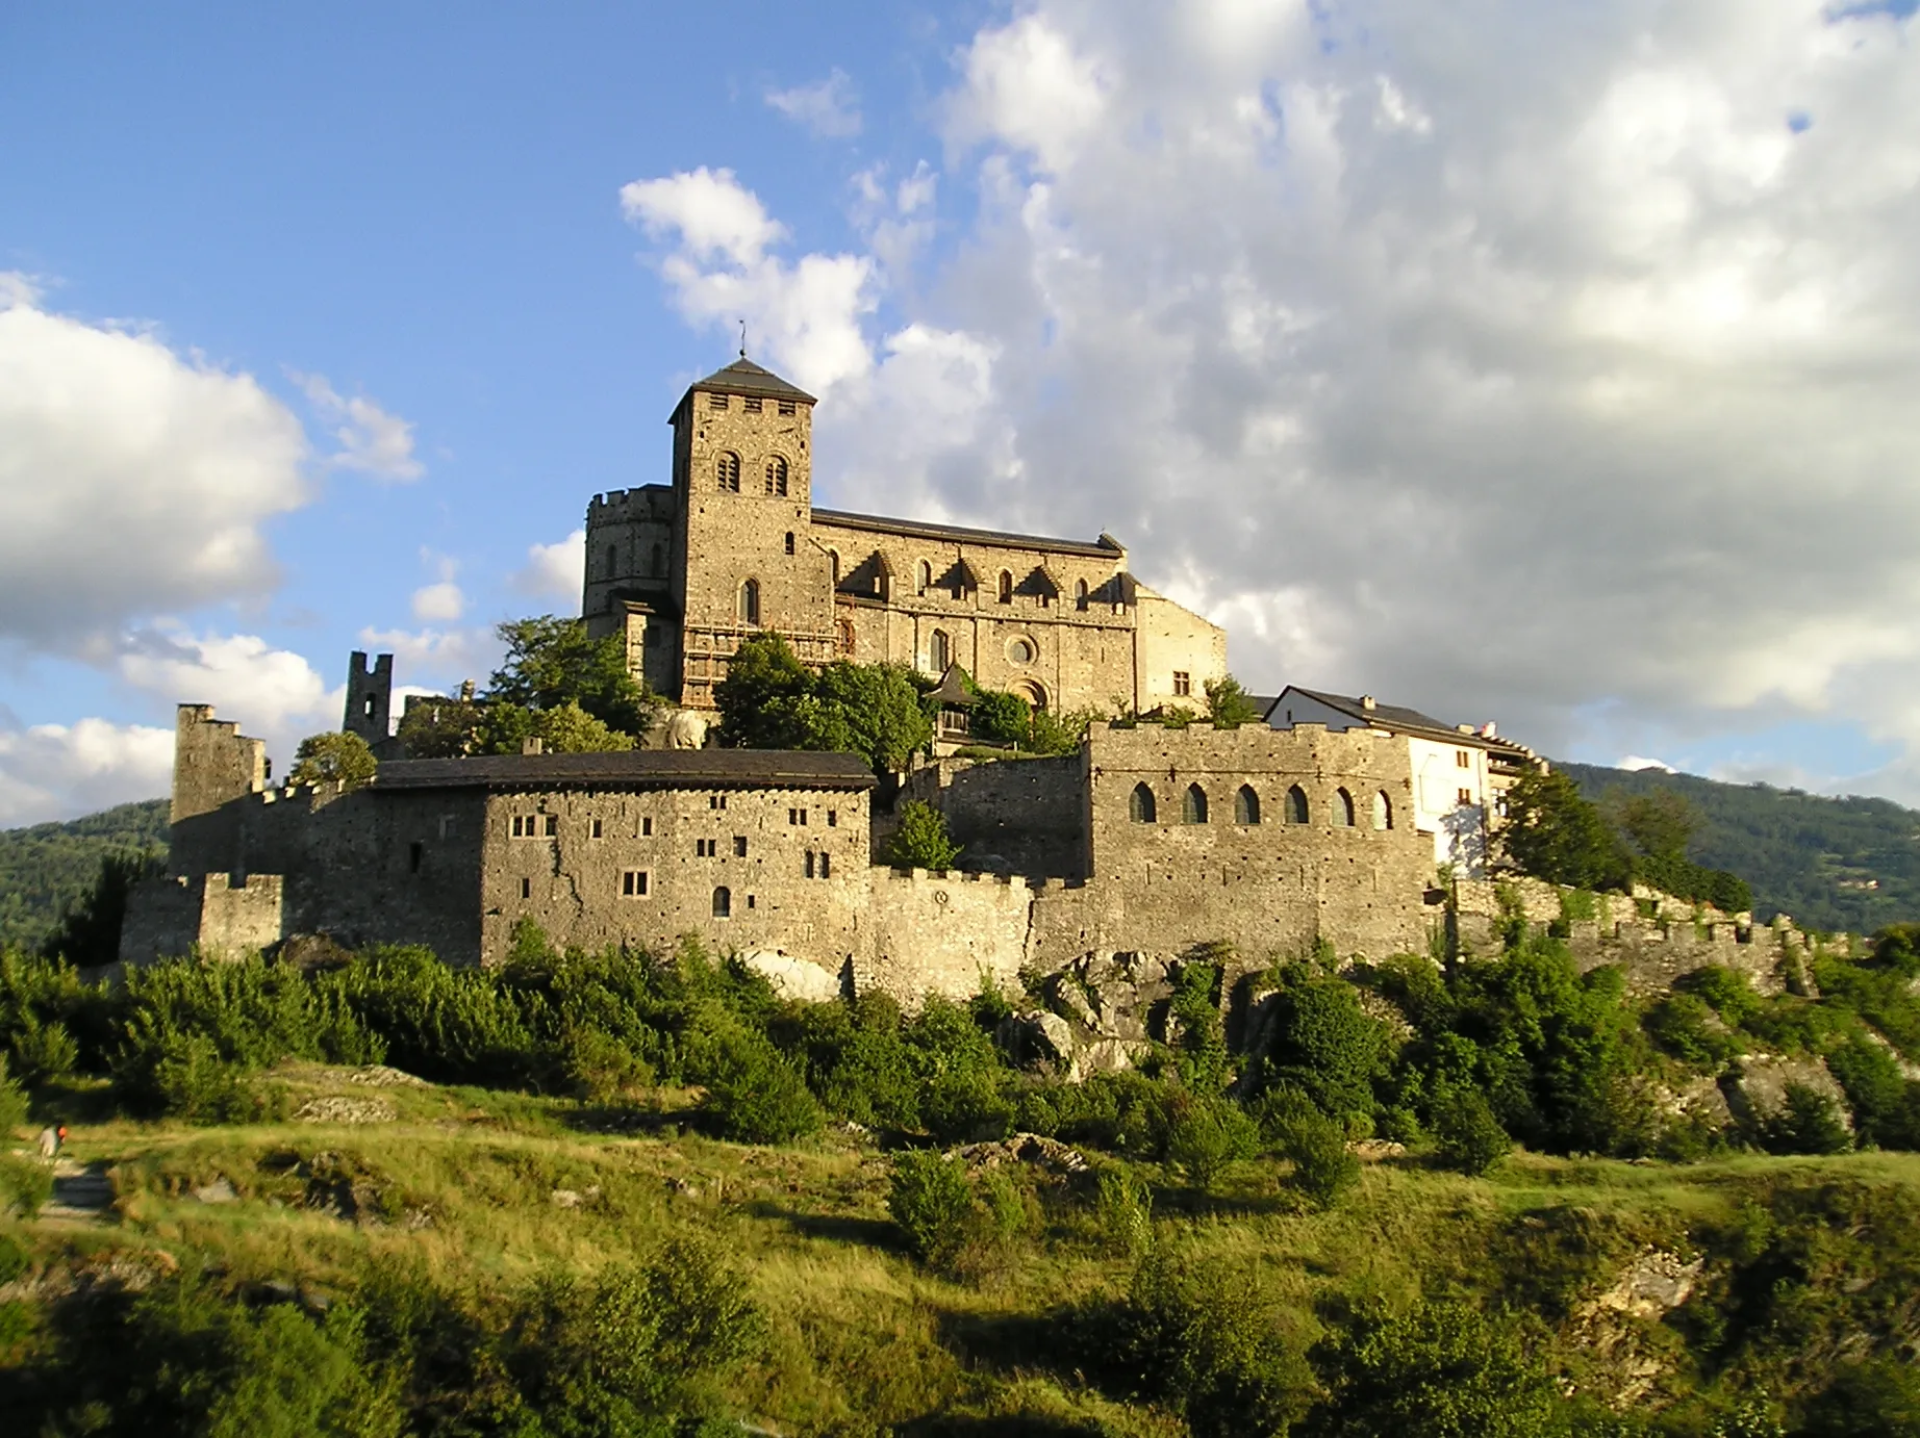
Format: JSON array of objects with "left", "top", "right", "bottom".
[
  {"left": 1304, "top": 1298, "right": 1558, "bottom": 1438},
  {"left": 1799, "top": 1357, "right": 1920, "bottom": 1436},
  {"left": 888, "top": 1150, "right": 977, "bottom": 1268},
  {"left": 885, "top": 800, "right": 962, "bottom": 871},
  {"left": 695, "top": 1022, "right": 821, "bottom": 1144},
  {"left": 1758, "top": 1082, "right": 1852, "bottom": 1156},
  {"left": 1431, "top": 1087, "right": 1511, "bottom": 1176},
  {"left": 1100, "top": 1248, "right": 1310, "bottom": 1438},
  {"left": 1274, "top": 1107, "right": 1359, "bottom": 1209},
  {"left": 1164, "top": 1092, "right": 1259, "bottom": 1191},
  {"left": 1093, "top": 1165, "right": 1155, "bottom": 1258},
  {"left": 1250, "top": 967, "right": 1391, "bottom": 1125},
  {"left": 1644, "top": 993, "right": 1740, "bottom": 1070},
  {"left": 0, "top": 1152, "right": 53, "bottom": 1217},
  {"left": 0, "top": 1053, "right": 28, "bottom": 1133}
]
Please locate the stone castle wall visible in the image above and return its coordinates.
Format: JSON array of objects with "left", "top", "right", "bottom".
[
  {"left": 904, "top": 753, "right": 1090, "bottom": 878},
  {"left": 855, "top": 870, "right": 1033, "bottom": 1006}
]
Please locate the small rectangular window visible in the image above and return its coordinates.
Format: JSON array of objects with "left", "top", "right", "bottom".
[
  {"left": 788, "top": 808, "right": 798, "bottom": 825},
  {"left": 544, "top": 814, "right": 558, "bottom": 836},
  {"left": 408, "top": 841, "right": 423, "bottom": 874},
  {"left": 1456, "top": 750, "right": 1471, "bottom": 768},
  {"left": 520, "top": 877, "right": 532, "bottom": 899},
  {"left": 641, "top": 816, "right": 653, "bottom": 837},
  {"left": 591, "top": 818, "right": 604, "bottom": 839},
  {"left": 621, "top": 870, "right": 649, "bottom": 897},
  {"left": 1172, "top": 671, "right": 1192, "bottom": 697},
  {"left": 709, "top": 393, "right": 729, "bottom": 410},
  {"left": 784, "top": 532, "right": 795, "bottom": 555},
  {"left": 805, "top": 851, "right": 816, "bottom": 879},
  {"left": 827, "top": 810, "right": 837, "bottom": 828},
  {"left": 710, "top": 794, "right": 727, "bottom": 810},
  {"left": 743, "top": 395, "right": 762, "bottom": 412},
  {"left": 747, "top": 894, "right": 755, "bottom": 908},
  {"left": 820, "top": 852, "right": 831, "bottom": 879},
  {"left": 778, "top": 399, "right": 796, "bottom": 416},
  {"left": 733, "top": 835, "right": 748, "bottom": 857},
  {"left": 1458, "top": 788, "right": 1473, "bottom": 806},
  {"left": 697, "top": 838, "right": 717, "bottom": 857}
]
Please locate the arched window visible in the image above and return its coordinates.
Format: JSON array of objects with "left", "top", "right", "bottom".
[
  {"left": 917, "top": 560, "right": 932, "bottom": 596},
  {"left": 1334, "top": 788, "right": 1356, "bottom": 827},
  {"left": 1285, "top": 785, "right": 1309, "bottom": 824},
  {"left": 929, "top": 629, "right": 951, "bottom": 673},
  {"left": 712, "top": 886, "right": 731, "bottom": 919},
  {"left": 998, "top": 570, "right": 1013, "bottom": 604},
  {"left": 716, "top": 452, "right": 741, "bottom": 491},
  {"left": 1235, "top": 785, "right": 1260, "bottom": 825},
  {"left": 1373, "top": 791, "right": 1393, "bottom": 830},
  {"left": 738, "top": 578, "right": 760, "bottom": 624},
  {"left": 1074, "top": 579, "right": 1089, "bottom": 611},
  {"left": 1129, "top": 783, "right": 1157, "bottom": 823},
  {"left": 765, "top": 456, "right": 788, "bottom": 495},
  {"left": 605, "top": 543, "right": 617, "bottom": 579},
  {"left": 828, "top": 550, "right": 841, "bottom": 585},
  {"left": 1184, "top": 784, "right": 1208, "bottom": 824},
  {"left": 784, "top": 531, "right": 795, "bottom": 555}
]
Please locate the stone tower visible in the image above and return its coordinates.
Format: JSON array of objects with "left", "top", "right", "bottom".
[
  {"left": 665, "top": 357, "right": 838, "bottom": 708},
  {"left": 343, "top": 651, "right": 393, "bottom": 747}
]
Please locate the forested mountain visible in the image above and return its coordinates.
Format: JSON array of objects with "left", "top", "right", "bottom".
[
  {"left": 0, "top": 798, "right": 168, "bottom": 953},
  {"left": 1560, "top": 761, "right": 1920, "bottom": 932}
]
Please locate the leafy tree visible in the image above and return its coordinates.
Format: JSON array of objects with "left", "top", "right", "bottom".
[
  {"left": 1758, "top": 1082, "right": 1852, "bottom": 1156},
  {"left": 41, "top": 848, "right": 162, "bottom": 967},
  {"left": 713, "top": 633, "right": 816, "bottom": 748},
  {"left": 1430, "top": 1087, "right": 1511, "bottom": 1175},
  {"left": 1251, "top": 965, "right": 1392, "bottom": 1123},
  {"left": 1164, "top": 1092, "right": 1261, "bottom": 1191},
  {"left": 394, "top": 696, "right": 486, "bottom": 758},
  {"left": 1500, "top": 769, "right": 1632, "bottom": 891},
  {"left": 1616, "top": 789, "right": 1695, "bottom": 865},
  {"left": 885, "top": 801, "right": 962, "bottom": 871},
  {"left": 1204, "top": 674, "right": 1262, "bottom": 729},
  {"left": 970, "top": 689, "right": 1033, "bottom": 746},
  {"left": 530, "top": 701, "right": 634, "bottom": 754},
  {"left": 814, "top": 661, "right": 932, "bottom": 774},
  {"left": 1273, "top": 1105, "right": 1360, "bottom": 1208},
  {"left": 488, "top": 615, "right": 653, "bottom": 734},
  {"left": 288, "top": 731, "right": 379, "bottom": 788}
]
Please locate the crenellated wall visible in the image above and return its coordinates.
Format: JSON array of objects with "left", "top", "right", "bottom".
[{"left": 856, "top": 869, "right": 1033, "bottom": 1006}]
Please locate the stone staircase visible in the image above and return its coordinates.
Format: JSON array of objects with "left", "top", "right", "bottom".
[{"left": 40, "top": 1159, "right": 114, "bottom": 1221}]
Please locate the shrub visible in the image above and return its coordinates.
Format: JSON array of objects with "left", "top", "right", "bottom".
[
  {"left": 888, "top": 1150, "right": 976, "bottom": 1267},
  {"left": 8, "top": 1016, "right": 79, "bottom": 1087},
  {"left": 1101, "top": 1248, "right": 1310, "bottom": 1438},
  {"left": 1250, "top": 968, "right": 1391, "bottom": 1123},
  {"left": 1305, "top": 1298, "right": 1558, "bottom": 1438},
  {"left": 694, "top": 1022, "right": 821, "bottom": 1144},
  {"left": 1274, "top": 1106, "right": 1359, "bottom": 1209},
  {"left": 1164, "top": 1092, "right": 1259, "bottom": 1191},
  {"left": 1680, "top": 966, "right": 1765, "bottom": 1028},
  {"left": 1799, "top": 1358, "right": 1920, "bottom": 1436},
  {"left": 0, "top": 1153, "right": 53, "bottom": 1217},
  {"left": 885, "top": 800, "right": 962, "bottom": 871},
  {"left": 1431, "top": 1087, "right": 1511, "bottom": 1176},
  {"left": 1093, "top": 1165, "right": 1155, "bottom": 1259},
  {"left": 1644, "top": 992, "right": 1739, "bottom": 1070},
  {"left": 0, "top": 1053, "right": 27, "bottom": 1133},
  {"left": 1758, "top": 1082, "right": 1852, "bottom": 1156}
]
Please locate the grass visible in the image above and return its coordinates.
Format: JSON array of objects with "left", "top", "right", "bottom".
[{"left": 11, "top": 1064, "right": 1920, "bottom": 1434}]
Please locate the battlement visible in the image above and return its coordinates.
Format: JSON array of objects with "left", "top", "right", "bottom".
[
  {"left": 587, "top": 485, "right": 673, "bottom": 517},
  {"left": 876, "top": 867, "right": 1030, "bottom": 891}
]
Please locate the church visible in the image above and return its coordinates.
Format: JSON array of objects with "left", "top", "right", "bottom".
[{"left": 580, "top": 356, "right": 1227, "bottom": 714}]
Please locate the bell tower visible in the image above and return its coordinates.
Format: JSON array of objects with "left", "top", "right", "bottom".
[{"left": 668, "top": 357, "right": 838, "bottom": 708}]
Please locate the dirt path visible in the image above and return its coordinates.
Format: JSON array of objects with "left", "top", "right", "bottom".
[{"left": 39, "top": 1159, "right": 114, "bottom": 1221}]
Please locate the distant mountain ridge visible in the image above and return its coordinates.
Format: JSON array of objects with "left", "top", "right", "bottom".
[
  {"left": 1559, "top": 761, "right": 1920, "bottom": 932},
  {"left": 0, "top": 797, "right": 169, "bottom": 952}
]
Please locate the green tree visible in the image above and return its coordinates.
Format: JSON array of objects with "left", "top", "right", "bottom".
[
  {"left": 488, "top": 615, "right": 654, "bottom": 734},
  {"left": 394, "top": 695, "right": 486, "bottom": 758},
  {"left": 713, "top": 633, "right": 818, "bottom": 749},
  {"left": 1616, "top": 789, "right": 1695, "bottom": 865},
  {"left": 1253, "top": 966, "right": 1392, "bottom": 1124},
  {"left": 884, "top": 801, "right": 962, "bottom": 871},
  {"left": 288, "top": 732, "right": 379, "bottom": 788},
  {"left": 1204, "top": 674, "right": 1262, "bottom": 729},
  {"left": 531, "top": 701, "right": 635, "bottom": 754},
  {"left": 970, "top": 689, "right": 1033, "bottom": 746},
  {"left": 1500, "top": 769, "right": 1631, "bottom": 891},
  {"left": 41, "top": 848, "right": 161, "bottom": 967},
  {"left": 815, "top": 660, "right": 933, "bottom": 774}
]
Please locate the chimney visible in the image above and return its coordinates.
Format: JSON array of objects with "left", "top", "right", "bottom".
[
  {"left": 1481, "top": 721, "right": 1497, "bottom": 739},
  {"left": 1359, "top": 694, "right": 1376, "bottom": 711},
  {"left": 522, "top": 737, "right": 545, "bottom": 756}
]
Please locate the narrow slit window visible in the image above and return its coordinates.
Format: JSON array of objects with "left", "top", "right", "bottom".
[
  {"left": 591, "top": 819, "right": 604, "bottom": 839},
  {"left": 408, "top": 841, "right": 423, "bottom": 874},
  {"left": 520, "top": 877, "right": 532, "bottom": 899},
  {"left": 544, "top": 814, "right": 558, "bottom": 836},
  {"left": 784, "top": 531, "right": 795, "bottom": 555}
]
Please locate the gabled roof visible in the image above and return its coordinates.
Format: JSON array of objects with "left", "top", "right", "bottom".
[
  {"left": 811, "top": 507, "right": 1126, "bottom": 560},
  {"left": 672, "top": 357, "right": 817, "bottom": 418},
  {"left": 1265, "top": 686, "right": 1502, "bottom": 750},
  {"left": 374, "top": 749, "right": 875, "bottom": 793},
  {"left": 929, "top": 665, "right": 975, "bottom": 707},
  {"left": 945, "top": 556, "right": 982, "bottom": 591}
]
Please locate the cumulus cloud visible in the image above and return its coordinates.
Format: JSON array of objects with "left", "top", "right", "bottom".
[
  {"left": 410, "top": 552, "right": 465, "bottom": 623},
  {"left": 766, "top": 69, "right": 863, "bottom": 138},
  {"left": 0, "top": 716, "right": 174, "bottom": 828},
  {"left": 357, "top": 626, "right": 495, "bottom": 687},
  {"left": 294, "top": 371, "right": 424, "bottom": 481},
  {"left": 0, "top": 281, "right": 309, "bottom": 654},
  {"left": 115, "top": 626, "right": 336, "bottom": 736},
  {"left": 1619, "top": 756, "right": 1679, "bottom": 774},
  {"left": 511, "top": 529, "right": 585, "bottom": 605}
]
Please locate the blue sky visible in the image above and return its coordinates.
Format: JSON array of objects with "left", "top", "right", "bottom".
[{"left": 3, "top": 1, "right": 1918, "bottom": 823}]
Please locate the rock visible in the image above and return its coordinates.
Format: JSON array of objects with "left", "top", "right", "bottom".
[
  {"left": 550, "top": 1186, "right": 601, "bottom": 1209},
  {"left": 1568, "top": 1248, "right": 1706, "bottom": 1408},
  {"left": 742, "top": 950, "right": 843, "bottom": 1004},
  {"left": 1723, "top": 1054, "right": 1852, "bottom": 1131},
  {"left": 1349, "top": 1140, "right": 1405, "bottom": 1162},
  {"left": 996, "top": 1010, "right": 1076, "bottom": 1071},
  {"left": 346, "top": 1065, "right": 427, "bottom": 1087},
  {"left": 951, "top": 1132, "right": 1090, "bottom": 1178},
  {"left": 1078, "top": 1036, "right": 1145, "bottom": 1076},
  {"left": 1046, "top": 972, "right": 1099, "bottom": 1030},
  {"left": 294, "top": 1096, "right": 397, "bottom": 1125},
  {"left": 192, "top": 1176, "right": 240, "bottom": 1204}
]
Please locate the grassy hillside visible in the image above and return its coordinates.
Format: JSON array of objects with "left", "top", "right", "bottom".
[
  {"left": 0, "top": 799, "right": 168, "bottom": 954},
  {"left": 1560, "top": 761, "right": 1920, "bottom": 932}
]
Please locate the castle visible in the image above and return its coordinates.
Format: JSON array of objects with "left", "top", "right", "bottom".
[
  {"left": 579, "top": 356, "right": 1225, "bottom": 715},
  {"left": 121, "top": 356, "right": 1607, "bottom": 1004}
]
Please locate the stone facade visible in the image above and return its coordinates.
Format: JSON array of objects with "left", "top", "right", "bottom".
[{"left": 582, "top": 357, "right": 1226, "bottom": 716}]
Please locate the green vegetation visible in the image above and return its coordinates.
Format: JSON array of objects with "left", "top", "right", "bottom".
[
  {"left": 11, "top": 923, "right": 1920, "bottom": 1430},
  {"left": 0, "top": 799, "right": 168, "bottom": 954},
  {"left": 287, "top": 730, "right": 380, "bottom": 788},
  {"left": 884, "top": 800, "right": 963, "bottom": 871},
  {"left": 714, "top": 633, "right": 932, "bottom": 776}
]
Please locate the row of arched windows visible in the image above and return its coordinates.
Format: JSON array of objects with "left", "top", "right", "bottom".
[
  {"left": 714, "top": 452, "right": 789, "bottom": 496},
  {"left": 1128, "top": 781, "right": 1393, "bottom": 830}
]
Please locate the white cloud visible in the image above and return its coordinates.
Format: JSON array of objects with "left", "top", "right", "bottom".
[
  {"left": 0, "top": 290, "right": 309, "bottom": 654},
  {"left": 0, "top": 270, "right": 45, "bottom": 308},
  {"left": 0, "top": 716, "right": 173, "bottom": 828},
  {"left": 357, "top": 625, "right": 494, "bottom": 684},
  {"left": 946, "top": 14, "right": 1112, "bottom": 173},
  {"left": 1619, "top": 756, "right": 1679, "bottom": 774},
  {"left": 511, "top": 529, "right": 585, "bottom": 605},
  {"left": 620, "top": 167, "right": 788, "bottom": 266},
  {"left": 410, "top": 551, "right": 465, "bottom": 622},
  {"left": 294, "top": 371, "right": 424, "bottom": 482},
  {"left": 115, "top": 626, "right": 335, "bottom": 736},
  {"left": 766, "top": 69, "right": 863, "bottom": 138}
]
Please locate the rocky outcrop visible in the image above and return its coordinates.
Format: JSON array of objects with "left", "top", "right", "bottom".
[
  {"left": 1722, "top": 1054, "right": 1853, "bottom": 1132},
  {"left": 995, "top": 950, "right": 1174, "bottom": 1081},
  {"left": 1568, "top": 1248, "right": 1706, "bottom": 1408},
  {"left": 743, "top": 949, "right": 845, "bottom": 1004}
]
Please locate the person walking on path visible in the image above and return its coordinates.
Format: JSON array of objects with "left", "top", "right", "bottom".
[{"left": 35, "top": 1124, "right": 66, "bottom": 1159}]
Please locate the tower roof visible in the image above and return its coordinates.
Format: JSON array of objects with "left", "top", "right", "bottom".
[{"left": 673, "top": 357, "right": 817, "bottom": 418}]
